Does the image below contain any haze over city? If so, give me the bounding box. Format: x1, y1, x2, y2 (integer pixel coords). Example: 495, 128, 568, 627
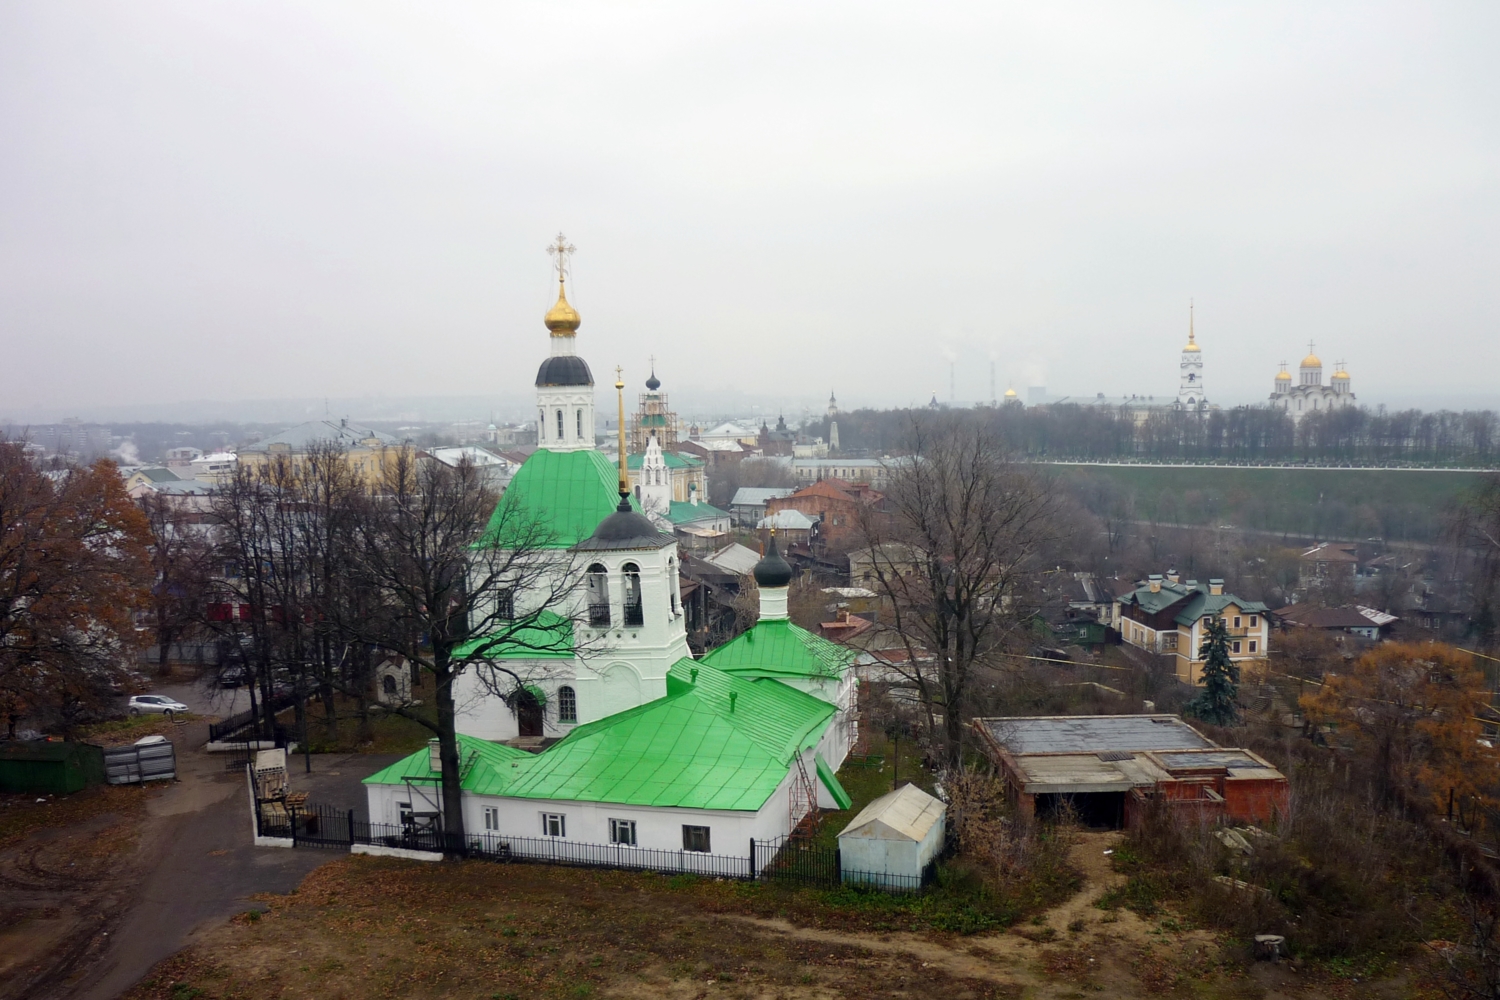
3, 2, 1498, 423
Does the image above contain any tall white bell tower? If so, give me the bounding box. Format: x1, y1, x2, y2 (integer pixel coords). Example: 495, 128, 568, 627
534, 234, 596, 452
1177, 302, 1204, 409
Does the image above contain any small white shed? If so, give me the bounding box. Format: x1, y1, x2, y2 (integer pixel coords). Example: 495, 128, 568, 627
837, 783, 946, 888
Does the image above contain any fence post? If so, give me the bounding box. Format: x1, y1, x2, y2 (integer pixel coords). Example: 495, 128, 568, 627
290, 804, 298, 848
749, 838, 755, 880
834, 848, 841, 887
348, 809, 355, 849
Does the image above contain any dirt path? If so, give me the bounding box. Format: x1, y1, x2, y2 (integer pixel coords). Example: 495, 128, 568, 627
0, 713, 400, 1000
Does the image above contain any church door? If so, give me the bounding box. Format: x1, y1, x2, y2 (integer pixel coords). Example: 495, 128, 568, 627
516, 690, 543, 738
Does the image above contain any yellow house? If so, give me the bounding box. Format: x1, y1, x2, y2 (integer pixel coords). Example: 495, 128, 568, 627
237, 418, 403, 488
1115, 573, 1270, 685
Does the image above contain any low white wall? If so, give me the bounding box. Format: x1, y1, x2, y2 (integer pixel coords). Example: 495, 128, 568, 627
351, 843, 443, 862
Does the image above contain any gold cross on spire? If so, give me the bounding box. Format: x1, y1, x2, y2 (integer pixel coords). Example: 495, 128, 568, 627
547, 233, 576, 283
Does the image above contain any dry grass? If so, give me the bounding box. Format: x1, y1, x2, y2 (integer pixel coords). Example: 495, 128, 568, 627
115, 851, 1417, 1000
0, 783, 152, 851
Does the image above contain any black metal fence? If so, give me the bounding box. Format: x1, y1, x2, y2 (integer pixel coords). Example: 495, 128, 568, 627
253, 800, 936, 893
208, 692, 296, 743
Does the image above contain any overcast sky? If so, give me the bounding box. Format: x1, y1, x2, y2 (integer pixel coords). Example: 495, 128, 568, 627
2, 2, 1498, 422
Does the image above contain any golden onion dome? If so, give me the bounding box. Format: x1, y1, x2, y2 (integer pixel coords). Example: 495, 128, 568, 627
1275, 370, 1292, 381
1300, 353, 1322, 368
544, 281, 581, 336
1004, 387, 1018, 398
1332, 368, 1350, 380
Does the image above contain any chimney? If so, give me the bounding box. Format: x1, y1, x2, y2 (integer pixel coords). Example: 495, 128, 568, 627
1148, 574, 1162, 594
1209, 578, 1224, 596
428, 738, 441, 772
1166, 568, 1179, 584
1185, 579, 1198, 589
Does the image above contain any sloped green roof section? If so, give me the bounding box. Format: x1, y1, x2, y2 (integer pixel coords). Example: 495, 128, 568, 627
364, 733, 530, 787
816, 753, 852, 810
453, 611, 575, 660
479, 448, 640, 549
1172, 593, 1270, 626
701, 619, 854, 681
463, 658, 834, 811
664, 500, 730, 526
626, 452, 704, 470
1118, 579, 1269, 625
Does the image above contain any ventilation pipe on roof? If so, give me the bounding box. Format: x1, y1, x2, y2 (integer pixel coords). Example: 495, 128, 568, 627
1209, 579, 1224, 596
1166, 569, 1180, 584
729, 691, 737, 713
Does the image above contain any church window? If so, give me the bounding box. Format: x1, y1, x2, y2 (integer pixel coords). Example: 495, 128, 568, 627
539, 409, 546, 439
556, 409, 565, 439
622, 562, 644, 627
382, 675, 398, 697
557, 685, 577, 723
682, 825, 711, 853
668, 558, 678, 614
577, 409, 583, 438
609, 818, 637, 846
586, 564, 611, 627
495, 587, 515, 620
483, 806, 499, 831
542, 813, 566, 838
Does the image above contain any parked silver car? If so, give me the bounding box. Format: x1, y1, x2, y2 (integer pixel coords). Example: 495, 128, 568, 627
127, 694, 189, 717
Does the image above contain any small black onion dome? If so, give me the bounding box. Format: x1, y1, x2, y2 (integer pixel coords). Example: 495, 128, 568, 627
574, 496, 674, 551
753, 534, 793, 588
535, 355, 594, 387
645, 370, 661, 391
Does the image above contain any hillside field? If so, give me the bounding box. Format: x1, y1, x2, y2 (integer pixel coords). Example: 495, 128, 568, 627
1052, 464, 1490, 542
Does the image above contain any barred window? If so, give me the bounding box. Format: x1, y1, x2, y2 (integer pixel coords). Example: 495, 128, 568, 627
558, 685, 577, 724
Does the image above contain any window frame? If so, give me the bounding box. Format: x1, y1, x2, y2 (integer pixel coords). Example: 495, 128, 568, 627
682, 824, 711, 853
1232, 640, 1242, 654
1248, 615, 1258, 628
541, 813, 566, 838
556, 409, 564, 440
609, 818, 637, 846
483, 806, 499, 831
557, 685, 577, 724
1249, 640, 1258, 653
1233, 616, 1242, 628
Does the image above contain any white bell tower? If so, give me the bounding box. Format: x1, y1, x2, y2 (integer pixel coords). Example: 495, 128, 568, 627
1177, 301, 1204, 409
638, 432, 672, 522
534, 234, 596, 452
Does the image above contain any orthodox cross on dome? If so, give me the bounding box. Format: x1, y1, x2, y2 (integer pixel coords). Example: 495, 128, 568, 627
1308, 340, 1316, 356
547, 233, 576, 283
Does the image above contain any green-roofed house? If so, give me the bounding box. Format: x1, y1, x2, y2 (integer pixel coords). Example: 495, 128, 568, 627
1115, 573, 1270, 685
365, 658, 852, 864
631, 433, 730, 543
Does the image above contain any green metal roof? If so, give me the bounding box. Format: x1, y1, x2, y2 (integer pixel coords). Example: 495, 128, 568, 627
663, 500, 730, 526
453, 611, 575, 660
626, 452, 704, 470
1118, 579, 1268, 624
363, 733, 530, 787
815, 753, 852, 810
367, 658, 836, 812
479, 449, 640, 549
700, 618, 854, 681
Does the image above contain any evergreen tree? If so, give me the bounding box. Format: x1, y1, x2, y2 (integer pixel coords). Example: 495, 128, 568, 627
1187, 617, 1239, 726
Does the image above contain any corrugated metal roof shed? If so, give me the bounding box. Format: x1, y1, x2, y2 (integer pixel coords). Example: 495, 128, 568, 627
840, 783, 944, 842
977, 715, 1215, 754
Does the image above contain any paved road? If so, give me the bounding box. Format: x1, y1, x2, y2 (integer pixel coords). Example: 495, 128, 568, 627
47, 721, 399, 1000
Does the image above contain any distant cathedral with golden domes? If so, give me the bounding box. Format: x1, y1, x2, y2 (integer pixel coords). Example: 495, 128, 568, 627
1270, 345, 1354, 424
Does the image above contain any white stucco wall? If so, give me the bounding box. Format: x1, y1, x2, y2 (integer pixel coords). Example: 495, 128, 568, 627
839, 810, 945, 885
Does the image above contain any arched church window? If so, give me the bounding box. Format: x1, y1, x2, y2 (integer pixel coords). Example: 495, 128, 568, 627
668, 557, 678, 614
577, 409, 583, 439
556, 409, 565, 439
557, 685, 577, 723
382, 674, 397, 697
586, 563, 610, 626
622, 562, 644, 627
539, 409, 546, 440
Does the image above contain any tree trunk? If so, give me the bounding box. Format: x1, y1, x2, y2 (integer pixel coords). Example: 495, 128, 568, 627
434, 664, 466, 855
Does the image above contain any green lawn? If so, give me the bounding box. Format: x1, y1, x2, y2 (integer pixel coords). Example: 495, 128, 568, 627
1056, 463, 1486, 542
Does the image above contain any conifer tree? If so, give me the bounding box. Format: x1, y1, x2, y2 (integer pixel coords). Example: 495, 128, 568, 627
1188, 617, 1239, 726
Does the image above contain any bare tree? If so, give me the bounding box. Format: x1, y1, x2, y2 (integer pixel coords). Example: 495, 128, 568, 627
138, 492, 216, 678
857, 415, 1061, 771
1450, 474, 1500, 651
337, 447, 586, 852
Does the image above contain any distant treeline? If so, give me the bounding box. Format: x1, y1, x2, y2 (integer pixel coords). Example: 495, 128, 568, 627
819, 404, 1500, 466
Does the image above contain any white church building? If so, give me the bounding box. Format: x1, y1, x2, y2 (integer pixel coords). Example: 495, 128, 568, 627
364, 240, 857, 865
1270, 345, 1355, 423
